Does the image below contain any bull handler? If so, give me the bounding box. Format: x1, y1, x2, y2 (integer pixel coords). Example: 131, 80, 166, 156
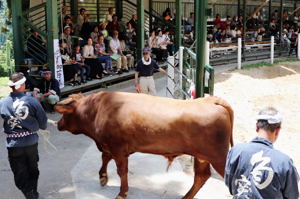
134, 47, 167, 95
0, 72, 48, 199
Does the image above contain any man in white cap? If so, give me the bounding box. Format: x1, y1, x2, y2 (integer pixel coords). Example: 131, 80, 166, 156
225, 107, 299, 199
0, 72, 47, 199
134, 47, 167, 95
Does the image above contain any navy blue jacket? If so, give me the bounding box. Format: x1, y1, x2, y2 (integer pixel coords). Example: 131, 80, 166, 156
225, 137, 299, 199
38, 78, 61, 97
0, 92, 47, 147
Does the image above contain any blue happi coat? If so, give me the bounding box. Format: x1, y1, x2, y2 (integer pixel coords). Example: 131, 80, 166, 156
225, 137, 299, 199
0, 92, 47, 147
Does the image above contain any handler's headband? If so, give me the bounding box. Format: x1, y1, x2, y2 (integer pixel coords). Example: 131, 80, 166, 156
7, 77, 26, 89
256, 113, 282, 124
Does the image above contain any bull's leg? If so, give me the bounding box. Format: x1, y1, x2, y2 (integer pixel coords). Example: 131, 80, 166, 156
182, 158, 211, 199
210, 158, 226, 178
114, 156, 129, 199
99, 152, 112, 186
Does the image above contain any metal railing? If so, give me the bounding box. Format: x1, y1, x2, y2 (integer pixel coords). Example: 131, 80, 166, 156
167, 47, 214, 99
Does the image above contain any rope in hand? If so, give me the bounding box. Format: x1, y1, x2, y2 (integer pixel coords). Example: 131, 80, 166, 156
39, 119, 58, 155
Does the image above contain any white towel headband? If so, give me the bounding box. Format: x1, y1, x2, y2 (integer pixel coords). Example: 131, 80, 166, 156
256, 113, 282, 124
7, 77, 26, 89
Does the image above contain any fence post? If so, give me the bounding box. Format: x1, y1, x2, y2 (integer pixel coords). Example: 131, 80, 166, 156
271, 36, 274, 64
179, 46, 184, 90
205, 41, 210, 65
298, 34, 300, 59
238, 37, 242, 69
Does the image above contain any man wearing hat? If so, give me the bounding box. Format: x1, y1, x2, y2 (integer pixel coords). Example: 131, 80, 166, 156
33, 69, 60, 112
134, 47, 167, 95
0, 72, 47, 199
225, 107, 299, 199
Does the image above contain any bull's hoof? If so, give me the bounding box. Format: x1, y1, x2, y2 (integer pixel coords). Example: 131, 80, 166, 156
115, 196, 125, 199
100, 173, 108, 186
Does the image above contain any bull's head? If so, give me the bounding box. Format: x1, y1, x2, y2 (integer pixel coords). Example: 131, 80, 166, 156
54, 94, 85, 134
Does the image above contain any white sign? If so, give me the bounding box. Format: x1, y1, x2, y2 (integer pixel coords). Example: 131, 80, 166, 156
54, 39, 64, 88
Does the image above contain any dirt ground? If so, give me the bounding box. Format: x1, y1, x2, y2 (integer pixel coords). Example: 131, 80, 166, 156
214, 62, 300, 172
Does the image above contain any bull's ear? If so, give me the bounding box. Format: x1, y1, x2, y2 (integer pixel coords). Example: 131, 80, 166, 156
54, 104, 74, 114
55, 98, 75, 114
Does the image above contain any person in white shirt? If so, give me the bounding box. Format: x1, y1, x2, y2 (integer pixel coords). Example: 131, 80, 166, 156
83, 38, 102, 79
76, 8, 86, 34
106, 7, 114, 23
156, 30, 171, 61
109, 31, 128, 74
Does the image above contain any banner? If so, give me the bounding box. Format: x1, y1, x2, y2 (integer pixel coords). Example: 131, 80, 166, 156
54, 39, 64, 89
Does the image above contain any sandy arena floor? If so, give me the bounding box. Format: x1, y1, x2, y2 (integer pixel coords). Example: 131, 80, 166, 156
214, 62, 300, 171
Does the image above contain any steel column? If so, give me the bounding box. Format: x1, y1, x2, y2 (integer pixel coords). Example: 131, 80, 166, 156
242, 0, 246, 61
279, 0, 283, 45
116, 0, 123, 19
11, 0, 24, 71
175, 0, 182, 51
195, 0, 207, 98
137, 0, 145, 61
149, 0, 153, 31
269, 0, 272, 23
70, 0, 78, 19
46, 0, 59, 73
238, 0, 241, 17
97, 0, 100, 23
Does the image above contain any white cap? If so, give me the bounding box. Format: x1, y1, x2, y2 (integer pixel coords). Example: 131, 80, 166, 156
256, 112, 282, 124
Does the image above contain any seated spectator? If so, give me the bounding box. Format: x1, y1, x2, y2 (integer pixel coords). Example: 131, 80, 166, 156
107, 15, 120, 36
76, 8, 86, 34
71, 45, 92, 83
128, 14, 137, 30
119, 36, 135, 69
33, 69, 60, 112
27, 29, 46, 64
81, 15, 92, 41
163, 8, 173, 21
90, 25, 100, 43
60, 41, 80, 85
83, 38, 102, 79
61, 26, 72, 54
64, 16, 74, 34
156, 30, 169, 61
225, 15, 231, 27
214, 14, 222, 29
185, 12, 194, 33
125, 22, 136, 48
95, 35, 113, 74
270, 19, 277, 36
257, 27, 265, 42
106, 7, 114, 23
213, 28, 222, 43
162, 30, 174, 56
109, 31, 128, 74
231, 16, 239, 27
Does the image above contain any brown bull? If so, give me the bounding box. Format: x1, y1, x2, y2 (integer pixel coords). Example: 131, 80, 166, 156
55, 92, 234, 199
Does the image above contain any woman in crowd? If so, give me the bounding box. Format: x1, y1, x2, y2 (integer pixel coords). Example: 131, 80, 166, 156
90, 25, 100, 43
83, 38, 102, 79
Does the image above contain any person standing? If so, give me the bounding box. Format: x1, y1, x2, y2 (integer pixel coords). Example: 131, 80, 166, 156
225, 107, 299, 199
0, 72, 47, 199
135, 47, 167, 95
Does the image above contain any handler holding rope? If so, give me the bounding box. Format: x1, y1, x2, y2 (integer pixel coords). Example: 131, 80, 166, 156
0, 72, 47, 199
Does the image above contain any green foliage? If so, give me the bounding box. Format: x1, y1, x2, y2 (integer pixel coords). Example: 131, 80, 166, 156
0, 76, 8, 86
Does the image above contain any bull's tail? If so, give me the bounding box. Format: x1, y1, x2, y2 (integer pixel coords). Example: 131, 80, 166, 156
202, 96, 234, 147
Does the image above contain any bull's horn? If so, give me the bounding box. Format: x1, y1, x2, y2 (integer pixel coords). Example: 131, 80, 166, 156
57, 98, 74, 105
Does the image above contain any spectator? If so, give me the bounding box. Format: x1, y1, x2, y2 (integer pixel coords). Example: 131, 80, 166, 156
95, 35, 113, 74
60, 41, 80, 86
63, 16, 74, 34
83, 38, 102, 79
128, 14, 137, 30
33, 69, 60, 112
270, 19, 277, 36
107, 14, 120, 36
289, 29, 298, 56
119, 36, 135, 69
163, 8, 173, 21
213, 28, 222, 43
125, 22, 136, 48
80, 15, 92, 41
76, 8, 86, 34
99, 23, 109, 39
71, 45, 92, 83
225, 107, 299, 199
106, 7, 114, 23
225, 15, 231, 27
109, 31, 128, 74
214, 14, 222, 29
61, 26, 72, 54
185, 12, 194, 32
90, 25, 100, 43
156, 30, 169, 61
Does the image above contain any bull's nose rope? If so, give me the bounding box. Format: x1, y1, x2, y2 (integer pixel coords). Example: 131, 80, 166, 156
39, 119, 58, 154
